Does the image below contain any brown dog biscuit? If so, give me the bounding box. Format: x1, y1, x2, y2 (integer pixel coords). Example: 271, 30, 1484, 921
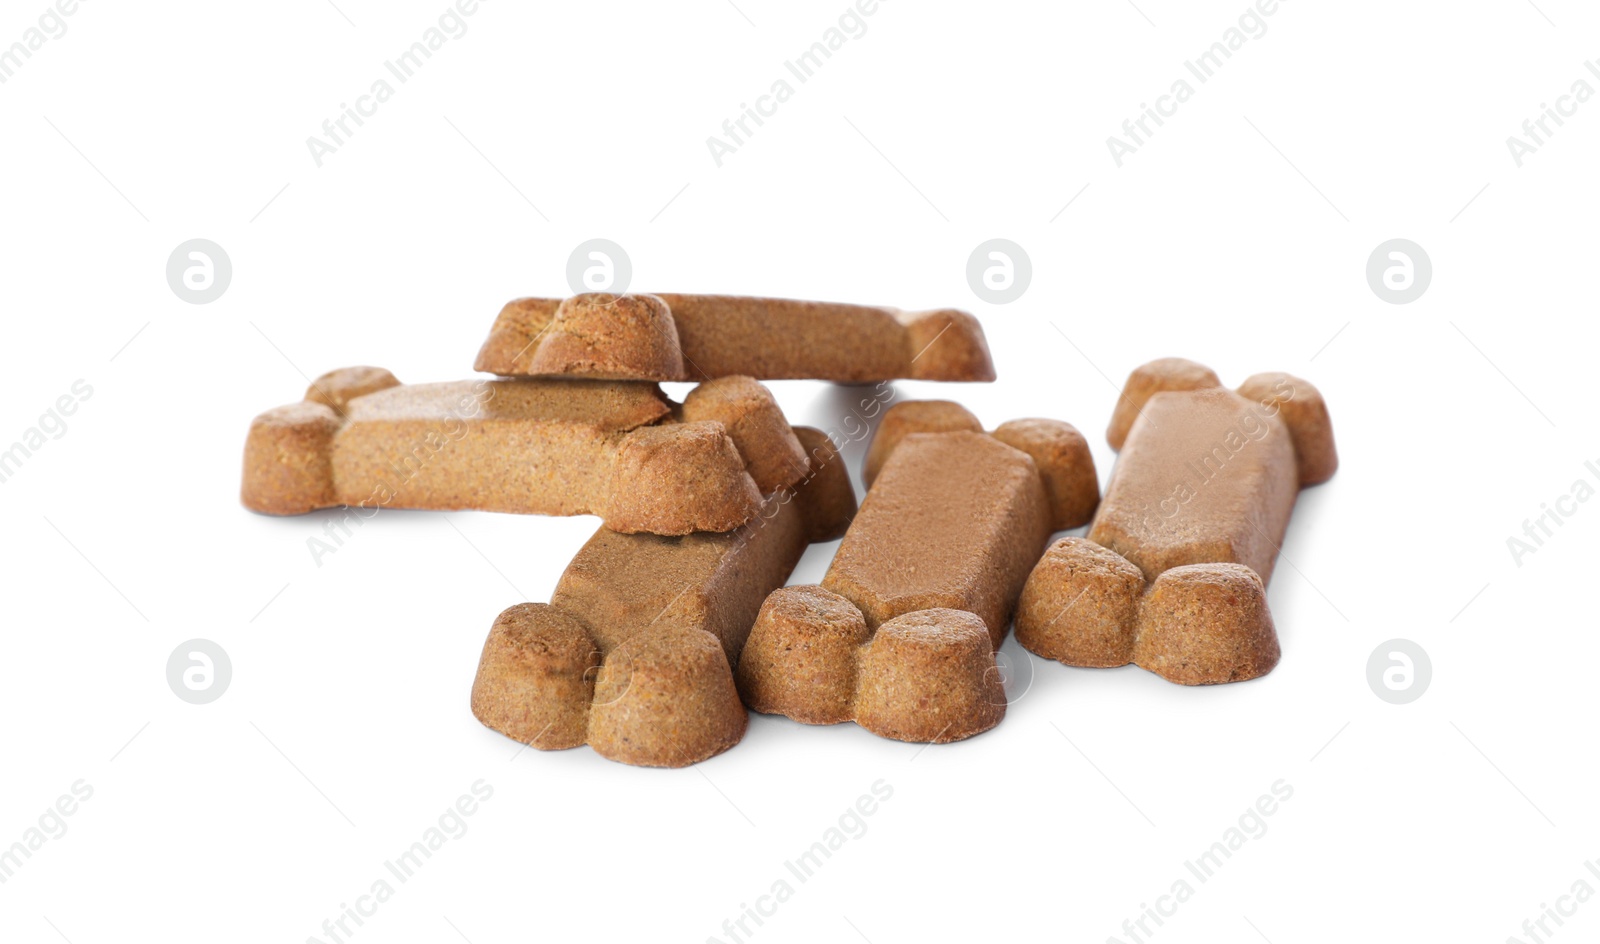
828, 432, 1054, 641
737, 405, 1100, 743
1105, 357, 1222, 450
468, 603, 599, 750
502, 294, 685, 381
474, 293, 996, 383
677, 374, 811, 493
853, 609, 1005, 743
241, 370, 807, 535
470, 427, 857, 767
992, 418, 1101, 530
305, 365, 401, 416
1016, 358, 1337, 684
733, 586, 870, 725
860, 400, 983, 486
1237, 371, 1338, 486
1091, 384, 1299, 581
857, 406, 1101, 524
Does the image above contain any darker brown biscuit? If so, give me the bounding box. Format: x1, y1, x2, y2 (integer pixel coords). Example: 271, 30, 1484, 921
853, 609, 1005, 743
826, 431, 1054, 642
1015, 537, 1145, 669
470, 427, 857, 767
737, 404, 1099, 744
516, 294, 684, 381
860, 400, 983, 487
736, 586, 869, 725
474, 293, 996, 383
469, 603, 598, 750
1134, 563, 1279, 685
677, 374, 811, 492
587, 623, 750, 769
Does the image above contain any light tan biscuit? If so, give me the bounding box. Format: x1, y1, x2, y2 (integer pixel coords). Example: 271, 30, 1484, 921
474, 293, 996, 383
1016, 358, 1337, 684
241, 370, 806, 535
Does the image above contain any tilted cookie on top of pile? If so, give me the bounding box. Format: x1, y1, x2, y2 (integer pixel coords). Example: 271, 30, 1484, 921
736, 400, 1101, 744
1015, 357, 1338, 685
473, 292, 995, 383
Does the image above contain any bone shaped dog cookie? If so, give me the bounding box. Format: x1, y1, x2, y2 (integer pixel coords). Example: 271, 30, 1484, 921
470, 427, 856, 767
241, 367, 807, 534
736, 401, 1100, 743
474, 292, 995, 383
1015, 358, 1338, 684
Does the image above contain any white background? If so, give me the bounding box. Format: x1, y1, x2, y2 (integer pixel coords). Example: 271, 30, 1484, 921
1, 1, 1596, 941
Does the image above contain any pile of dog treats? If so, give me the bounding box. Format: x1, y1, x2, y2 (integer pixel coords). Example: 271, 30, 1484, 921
242, 293, 1337, 767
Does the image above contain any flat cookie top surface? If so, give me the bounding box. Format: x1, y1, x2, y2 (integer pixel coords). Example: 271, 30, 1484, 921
1090, 386, 1298, 580
653, 294, 912, 380
823, 431, 1043, 617
344, 379, 671, 431
560, 528, 739, 603
552, 500, 806, 655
